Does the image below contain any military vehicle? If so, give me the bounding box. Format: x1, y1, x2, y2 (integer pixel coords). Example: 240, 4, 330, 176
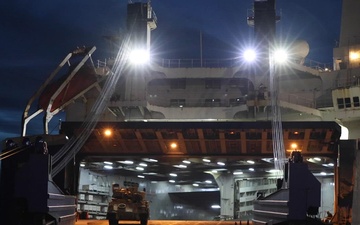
106, 181, 149, 225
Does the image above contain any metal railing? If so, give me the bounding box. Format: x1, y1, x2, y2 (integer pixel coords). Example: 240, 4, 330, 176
96, 55, 333, 72
335, 75, 360, 88
155, 58, 239, 68
302, 58, 332, 71
147, 94, 247, 108
154, 57, 333, 70
97, 59, 107, 68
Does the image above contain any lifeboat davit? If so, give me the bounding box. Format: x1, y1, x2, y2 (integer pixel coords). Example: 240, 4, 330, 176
38, 66, 98, 112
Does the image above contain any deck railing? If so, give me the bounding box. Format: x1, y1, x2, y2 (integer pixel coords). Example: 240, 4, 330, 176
155, 57, 333, 71
155, 58, 238, 68
97, 56, 332, 71
302, 58, 332, 71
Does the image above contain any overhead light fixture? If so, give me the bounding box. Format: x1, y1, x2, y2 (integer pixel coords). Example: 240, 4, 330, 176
193, 183, 199, 187
266, 169, 280, 173
104, 161, 113, 165
291, 143, 298, 149
136, 167, 144, 171
205, 180, 212, 184
139, 163, 148, 167
246, 160, 255, 164
261, 158, 273, 163
169, 173, 177, 177
249, 168, 254, 171
170, 142, 178, 149
104, 129, 112, 137
203, 158, 211, 163
143, 172, 157, 175
219, 168, 228, 171
118, 160, 134, 165
148, 158, 158, 162
313, 172, 333, 176
174, 164, 187, 168
233, 171, 243, 175
217, 162, 225, 166
182, 160, 191, 164
137, 175, 145, 179
314, 157, 321, 162
80, 163, 85, 167
104, 165, 113, 170
211, 170, 218, 173
169, 180, 175, 183
211, 205, 221, 209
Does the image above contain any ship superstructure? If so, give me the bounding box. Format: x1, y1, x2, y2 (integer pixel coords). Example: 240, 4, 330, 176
35, 0, 360, 140
7, 0, 360, 224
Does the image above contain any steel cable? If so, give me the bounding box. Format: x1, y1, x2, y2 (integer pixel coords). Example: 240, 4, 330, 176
269, 57, 286, 176
51, 36, 131, 176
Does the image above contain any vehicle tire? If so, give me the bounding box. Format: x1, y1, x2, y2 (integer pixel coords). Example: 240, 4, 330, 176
107, 212, 118, 225
108, 218, 118, 225
139, 213, 148, 225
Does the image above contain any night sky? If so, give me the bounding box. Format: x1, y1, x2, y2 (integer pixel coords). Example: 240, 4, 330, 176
0, 0, 342, 142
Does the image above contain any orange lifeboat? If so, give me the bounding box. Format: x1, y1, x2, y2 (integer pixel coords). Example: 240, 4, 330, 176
38, 66, 98, 112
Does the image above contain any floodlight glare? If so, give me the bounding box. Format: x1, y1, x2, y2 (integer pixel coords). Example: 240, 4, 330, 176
274, 49, 288, 63
129, 49, 150, 65
243, 49, 257, 62
350, 51, 360, 60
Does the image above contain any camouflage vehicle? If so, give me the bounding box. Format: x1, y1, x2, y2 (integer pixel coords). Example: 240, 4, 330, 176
106, 182, 149, 225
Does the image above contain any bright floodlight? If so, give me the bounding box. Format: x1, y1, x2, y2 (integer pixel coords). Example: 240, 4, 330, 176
274, 49, 288, 63
350, 51, 360, 60
243, 49, 257, 62
129, 49, 150, 65
104, 129, 112, 137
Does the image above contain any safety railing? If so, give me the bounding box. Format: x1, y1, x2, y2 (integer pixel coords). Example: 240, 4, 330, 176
154, 57, 332, 70
155, 58, 239, 68
97, 59, 107, 68
302, 58, 332, 72
335, 75, 360, 88
146, 93, 247, 108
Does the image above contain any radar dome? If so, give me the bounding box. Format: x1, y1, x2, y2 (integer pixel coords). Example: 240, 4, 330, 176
291, 40, 310, 64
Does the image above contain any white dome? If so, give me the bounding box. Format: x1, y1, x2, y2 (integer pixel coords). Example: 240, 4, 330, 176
291, 40, 310, 59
